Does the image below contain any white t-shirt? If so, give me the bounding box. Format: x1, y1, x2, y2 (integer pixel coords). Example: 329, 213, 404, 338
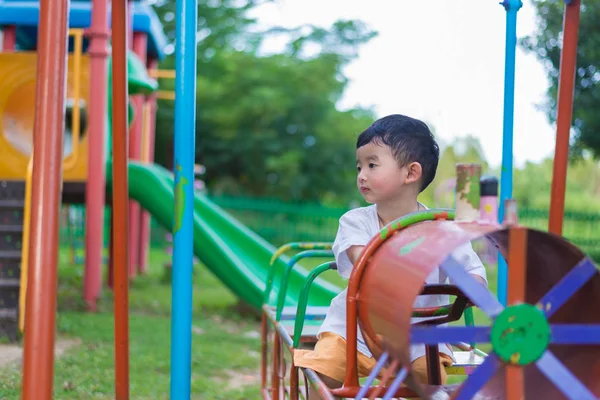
318, 204, 488, 362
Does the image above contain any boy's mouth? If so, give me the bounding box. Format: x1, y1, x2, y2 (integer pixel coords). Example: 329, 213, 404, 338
360, 186, 371, 194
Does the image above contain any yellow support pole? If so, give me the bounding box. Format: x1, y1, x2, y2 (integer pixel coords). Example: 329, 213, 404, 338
156, 90, 176, 100
148, 69, 176, 79
19, 155, 34, 332
63, 28, 84, 169
140, 101, 151, 163
148, 69, 175, 100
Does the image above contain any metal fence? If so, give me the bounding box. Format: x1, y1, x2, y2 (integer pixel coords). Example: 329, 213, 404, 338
208, 195, 600, 260
58, 196, 600, 261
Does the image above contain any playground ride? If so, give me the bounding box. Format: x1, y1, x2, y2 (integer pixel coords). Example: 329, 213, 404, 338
261, 165, 600, 399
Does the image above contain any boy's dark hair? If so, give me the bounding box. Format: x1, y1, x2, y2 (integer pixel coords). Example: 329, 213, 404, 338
357, 114, 439, 192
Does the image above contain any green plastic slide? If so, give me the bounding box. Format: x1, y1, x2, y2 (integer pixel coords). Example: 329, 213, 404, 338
105, 160, 341, 310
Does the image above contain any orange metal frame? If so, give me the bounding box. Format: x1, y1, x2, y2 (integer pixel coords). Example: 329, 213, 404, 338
111, 0, 131, 398
549, 0, 582, 236
20, 0, 70, 396
18, 28, 85, 334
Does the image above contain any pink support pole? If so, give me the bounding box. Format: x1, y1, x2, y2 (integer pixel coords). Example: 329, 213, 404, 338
138, 58, 158, 273
2, 25, 16, 50
146, 60, 158, 157
126, 31, 146, 278
83, 0, 109, 311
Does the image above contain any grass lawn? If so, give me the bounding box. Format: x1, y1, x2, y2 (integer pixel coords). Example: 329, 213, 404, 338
0, 248, 266, 399
0, 243, 499, 399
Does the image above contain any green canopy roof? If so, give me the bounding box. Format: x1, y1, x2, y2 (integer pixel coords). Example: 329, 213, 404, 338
108, 49, 159, 96
127, 50, 159, 94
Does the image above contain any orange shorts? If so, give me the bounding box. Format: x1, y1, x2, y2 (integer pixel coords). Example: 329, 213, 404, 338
293, 332, 453, 384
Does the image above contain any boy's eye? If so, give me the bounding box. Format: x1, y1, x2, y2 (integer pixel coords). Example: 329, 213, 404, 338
369, 163, 376, 168
357, 166, 361, 172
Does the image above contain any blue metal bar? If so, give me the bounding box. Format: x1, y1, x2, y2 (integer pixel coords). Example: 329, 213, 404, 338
550, 325, 600, 344
497, 0, 523, 307
537, 258, 597, 318
410, 326, 490, 345
453, 354, 500, 400
441, 256, 504, 317
382, 368, 408, 400
354, 352, 389, 400
536, 351, 597, 400
170, 0, 198, 394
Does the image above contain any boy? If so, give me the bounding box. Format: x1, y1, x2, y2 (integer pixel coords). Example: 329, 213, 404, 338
293, 114, 488, 393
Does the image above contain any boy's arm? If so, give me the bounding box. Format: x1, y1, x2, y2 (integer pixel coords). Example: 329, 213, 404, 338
332, 212, 371, 279
451, 243, 489, 288
346, 245, 365, 266
469, 273, 487, 287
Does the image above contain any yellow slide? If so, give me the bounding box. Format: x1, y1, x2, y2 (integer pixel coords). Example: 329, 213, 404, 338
0, 48, 89, 181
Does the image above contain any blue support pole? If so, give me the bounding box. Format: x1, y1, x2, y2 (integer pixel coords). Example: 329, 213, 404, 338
170, 0, 198, 394
497, 0, 522, 306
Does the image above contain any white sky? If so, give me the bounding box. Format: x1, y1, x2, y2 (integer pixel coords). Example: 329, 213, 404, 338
250, 0, 557, 168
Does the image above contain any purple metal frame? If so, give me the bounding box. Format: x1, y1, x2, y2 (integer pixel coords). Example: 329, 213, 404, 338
410, 326, 490, 344
537, 258, 598, 318
353, 352, 389, 399
453, 355, 501, 400
406, 256, 600, 400
381, 368, 409, 400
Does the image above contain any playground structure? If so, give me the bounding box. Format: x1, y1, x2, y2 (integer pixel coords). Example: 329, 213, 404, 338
1, 0, 598, 399
0, 0, 170, 341
0, 0, 342, 397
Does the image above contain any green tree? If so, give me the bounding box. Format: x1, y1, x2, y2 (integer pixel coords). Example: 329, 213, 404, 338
521, 1, 600, 158
152, 0, 377, 203
512, 155, 600, 212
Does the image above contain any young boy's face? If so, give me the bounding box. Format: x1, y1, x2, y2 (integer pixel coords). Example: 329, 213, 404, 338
356, 142, 410, 204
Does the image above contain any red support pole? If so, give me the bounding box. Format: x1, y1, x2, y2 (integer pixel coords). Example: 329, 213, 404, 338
20, 0, 69, 397
549, 0, 581, 235
2, 25, 16, 50
83, 0, 110, 312
112, 0, 130, 397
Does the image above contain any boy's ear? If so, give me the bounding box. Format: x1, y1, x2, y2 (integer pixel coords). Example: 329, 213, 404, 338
405, 162, 422, 185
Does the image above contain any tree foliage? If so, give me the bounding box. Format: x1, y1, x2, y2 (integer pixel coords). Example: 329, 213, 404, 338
521, 0, 600, 159
152, 0, 377, 203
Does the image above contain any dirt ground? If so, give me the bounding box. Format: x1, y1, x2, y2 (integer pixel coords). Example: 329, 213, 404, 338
0, 338, 81, 368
